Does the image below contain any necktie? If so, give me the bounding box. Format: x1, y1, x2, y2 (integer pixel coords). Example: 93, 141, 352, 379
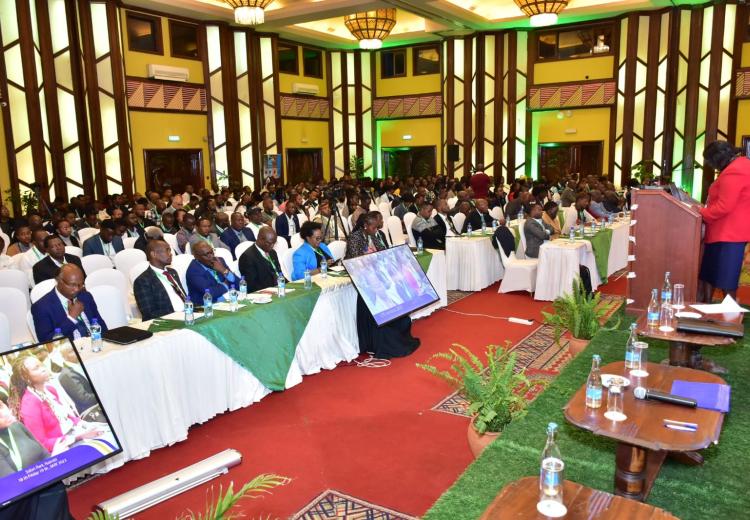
163, 270, 186, 301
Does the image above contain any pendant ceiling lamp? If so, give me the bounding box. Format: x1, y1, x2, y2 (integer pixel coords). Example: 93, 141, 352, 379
344, 9, 397, 50
224, 0, 274, 25
514, 0, 568, 27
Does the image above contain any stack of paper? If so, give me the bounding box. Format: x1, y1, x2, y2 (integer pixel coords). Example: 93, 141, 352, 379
691, 295, 748, 315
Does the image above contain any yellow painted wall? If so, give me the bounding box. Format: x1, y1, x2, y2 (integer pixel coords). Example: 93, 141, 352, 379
535, 107, 612, 174
0, 115, 11, 214
281, 119, 330, 181
737, 100, 750, 148
378, 117, 442, 174
741, 42, 750, 67
375, 47, 441, 97
278, 47, 327, 96
129, 111, 211, 194
119, 8, 210, 190
533, 56, 614, 85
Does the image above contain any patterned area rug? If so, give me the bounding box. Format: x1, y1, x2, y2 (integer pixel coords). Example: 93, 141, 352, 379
292, 490, 417, 520
447, 290, 474, 305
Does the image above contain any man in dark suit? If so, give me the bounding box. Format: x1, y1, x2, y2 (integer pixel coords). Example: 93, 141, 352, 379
185, 241, 239, 303
33, 235, 84, 285
81, 220, 124, 259
134, 240, 187, 320
238, 227, 284, 293
463, 198, 495, 232
31, 264, 107, 342
523, 202, 554, 259
220, 212, 255, 259
411, 203, 445, 250
434, 199, 460, 237
57, 343, 97, 414
55, 219, 79, 248
274, 200, 300, 246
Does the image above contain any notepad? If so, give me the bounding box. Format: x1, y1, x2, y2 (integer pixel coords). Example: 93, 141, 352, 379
670, 380, 731, 413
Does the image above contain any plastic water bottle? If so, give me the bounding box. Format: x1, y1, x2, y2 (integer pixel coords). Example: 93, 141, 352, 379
492, 219, 498, 231
203, 289, 213, 318
608, 214, 614, 224
538, 422, 565, 515
52, 328, 64, 344
416, 237, 424, 254
304, 269, 312, 290
517, 210, 523, 223
90, 319, 102, 353
481, 219, 487, 234
228, 284, 238, 312
184, 296, 194, 325
585, 354, 603, 408
578, 223, 584, 237
568, 227, 575, 241
647, 288, 659, 328
277, 273, 286, 297
661, 271, 672, 303
320, 259, 328, 279
467, 223, 473, 236
624, 323, 639, 368
238, 276, 247, 301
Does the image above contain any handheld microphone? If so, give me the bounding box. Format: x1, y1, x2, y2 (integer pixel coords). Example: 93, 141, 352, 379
634, 387, 697, 408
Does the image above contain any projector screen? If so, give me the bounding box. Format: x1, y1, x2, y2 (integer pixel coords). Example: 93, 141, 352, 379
343, 244, 439, 326
0, 339, 121, 506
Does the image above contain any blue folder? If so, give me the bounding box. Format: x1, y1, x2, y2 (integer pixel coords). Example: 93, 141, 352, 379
670, 380, 731, 413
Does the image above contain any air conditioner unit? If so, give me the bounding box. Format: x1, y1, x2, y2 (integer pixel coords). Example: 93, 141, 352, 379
292, 82, 319, 96
147, 64, 189, 82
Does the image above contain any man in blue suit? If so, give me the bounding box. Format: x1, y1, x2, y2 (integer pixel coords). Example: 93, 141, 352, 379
31, 264, 108, 342
81, 220, 124, 260
220, 213, 256, 259
274, 200, 300, 246
186, 241, 239, 303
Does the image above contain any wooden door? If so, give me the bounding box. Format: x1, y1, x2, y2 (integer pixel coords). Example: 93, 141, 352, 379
144, 149, 203, 194
539, 141, 603, 184
286, 148, 323, 185
381, 146, 437, 177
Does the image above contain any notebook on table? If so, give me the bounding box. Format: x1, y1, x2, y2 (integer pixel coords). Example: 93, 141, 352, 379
102, 326, 154, 345
675, 318, 744, 338
670, 380, 731, 413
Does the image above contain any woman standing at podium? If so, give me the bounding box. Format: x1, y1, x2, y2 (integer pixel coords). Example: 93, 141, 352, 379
696, 141, 750, 302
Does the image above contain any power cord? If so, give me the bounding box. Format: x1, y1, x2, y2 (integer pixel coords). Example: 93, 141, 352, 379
442, 309, 536, 325
353, 355, 391, 368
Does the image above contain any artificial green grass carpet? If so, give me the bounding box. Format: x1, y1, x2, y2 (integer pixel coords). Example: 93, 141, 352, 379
425, 318, 748, 519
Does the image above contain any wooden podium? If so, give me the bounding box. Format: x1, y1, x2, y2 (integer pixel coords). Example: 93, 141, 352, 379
626, 189, 702, 313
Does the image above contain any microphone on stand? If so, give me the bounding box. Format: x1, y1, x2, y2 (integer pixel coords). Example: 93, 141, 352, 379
633, 386, 697, 408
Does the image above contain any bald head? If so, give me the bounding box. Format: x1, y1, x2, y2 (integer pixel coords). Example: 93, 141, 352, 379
56, 264, 85, 300
256, 227, 277, 253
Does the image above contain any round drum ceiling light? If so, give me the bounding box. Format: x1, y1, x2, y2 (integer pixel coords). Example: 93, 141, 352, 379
513, 1, 568, 27
224, 0, 274, 25
344, 9, 397, 50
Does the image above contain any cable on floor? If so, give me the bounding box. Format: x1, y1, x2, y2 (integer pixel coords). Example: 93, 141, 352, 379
442, 309, 536, 325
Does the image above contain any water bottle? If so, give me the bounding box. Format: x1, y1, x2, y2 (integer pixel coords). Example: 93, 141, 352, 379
277, 273, 286, 297
304, 269, 312, 290
52, 328, 64, 345
661, 271, 672, 303
481, 219, 487, 234
467, 223, 473, 236
647, 288, 659, 328
203, 289, 213, 318
578, 223, 584, 237
238, 276, 247, 301
608, 214, 614, 224
184, 297, 194, 325
492, 219, 498, 231
568, 226, 575, 241
585, 354, 603, 408
517, 210, 523, 223
624, 323, 639, 368
320, 259, 328, 279
228, 284, 238, 312
90, 319, 103, 353
538, 422, 565, 514
416, 237, 424, 254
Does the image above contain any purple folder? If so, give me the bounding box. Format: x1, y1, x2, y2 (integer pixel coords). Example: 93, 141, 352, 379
670, 381, 731, 413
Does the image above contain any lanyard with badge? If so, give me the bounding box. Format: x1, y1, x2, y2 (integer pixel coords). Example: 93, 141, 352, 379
0, 429, 22, 471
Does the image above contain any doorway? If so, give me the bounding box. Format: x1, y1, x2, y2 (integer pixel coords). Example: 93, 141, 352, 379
381, 146, 437, 178
286, 148, 323, 185
538, 141, 603, 184
144, 149, 203, 194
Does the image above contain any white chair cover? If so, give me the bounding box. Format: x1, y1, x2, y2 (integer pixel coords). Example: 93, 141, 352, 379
404, 212, 417, 247
0, 312, 11, 352
328, 240, 347, 261
0, 231, 9, 254
386, 216, 405, 246
213, 248, 234, 270
298, 213, 308, 225
378, 202, 392, 217
78, 228, 100, 245
122, 236, 139, 249
114, 249, 147, 278
129, 261, 151, 284
26, 310, 37, 343
497, 242, 538, 294
0, 269, 31, 306
170, 255, 194, 293
561, 206, 578, 235
89, 285, 128, 329
452, 213, 466, 234
30, 279, 56, 304
163, 233, 180, 254
490, 207, 504, 222
234, 241, 255, 260
0, 288, 32, 345
290, 233, 304, 249
86, 269, 131, 316
447, 197, 458, 209
81, 254, 113, 276
280, 247, 299, 282
65, 246, 83, 257
273, 238, 289, 256
518, 219, 528, 259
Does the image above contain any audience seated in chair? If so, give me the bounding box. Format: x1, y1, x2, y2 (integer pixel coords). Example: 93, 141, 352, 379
185, 241, 238, 303
81, 220, 123, 260
133, 240, 188, 321
33, 235, 84, 286
275, 201, 300, 247
412, 202, 445, 250
238, 227, 285, 293
220, 213, 255, 259
523, 203, 555, 259
291, 221, 334, 281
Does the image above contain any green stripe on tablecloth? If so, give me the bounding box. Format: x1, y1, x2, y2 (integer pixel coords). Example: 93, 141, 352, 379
415, 250, 433, 273
581, 228, 613, 284
148, 282, 320, 391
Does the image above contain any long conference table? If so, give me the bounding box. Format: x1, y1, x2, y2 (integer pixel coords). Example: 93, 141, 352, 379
74, 250, 447, 477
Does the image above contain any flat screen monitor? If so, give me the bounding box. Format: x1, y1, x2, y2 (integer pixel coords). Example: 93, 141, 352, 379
343, 244, 439, 326
0, 339, 121, 507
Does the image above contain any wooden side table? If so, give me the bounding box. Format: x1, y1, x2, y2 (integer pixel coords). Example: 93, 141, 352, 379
479, 477, 677, 519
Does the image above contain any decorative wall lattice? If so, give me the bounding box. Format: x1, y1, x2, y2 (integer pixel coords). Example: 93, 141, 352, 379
372, 94, 442, 119
126, 79, 207, 112
736, 70, 750, 99
280, 95, 330, 119
528, 82, 616, 109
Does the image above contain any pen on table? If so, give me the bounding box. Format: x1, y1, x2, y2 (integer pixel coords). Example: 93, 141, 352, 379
663, 419, 697, 432
664, 419, 698, 428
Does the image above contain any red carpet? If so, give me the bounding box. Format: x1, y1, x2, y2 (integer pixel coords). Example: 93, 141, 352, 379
68, 286, 556, 519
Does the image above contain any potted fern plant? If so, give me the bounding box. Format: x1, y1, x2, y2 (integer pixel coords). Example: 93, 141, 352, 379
542, 277, 616, 355
417, 343, 533, 458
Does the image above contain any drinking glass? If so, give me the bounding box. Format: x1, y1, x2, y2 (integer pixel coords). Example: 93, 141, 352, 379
604, 385, 626, 422
673, 284, 685, 311
659, 302, 675, 332
630, 341, 649, 378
